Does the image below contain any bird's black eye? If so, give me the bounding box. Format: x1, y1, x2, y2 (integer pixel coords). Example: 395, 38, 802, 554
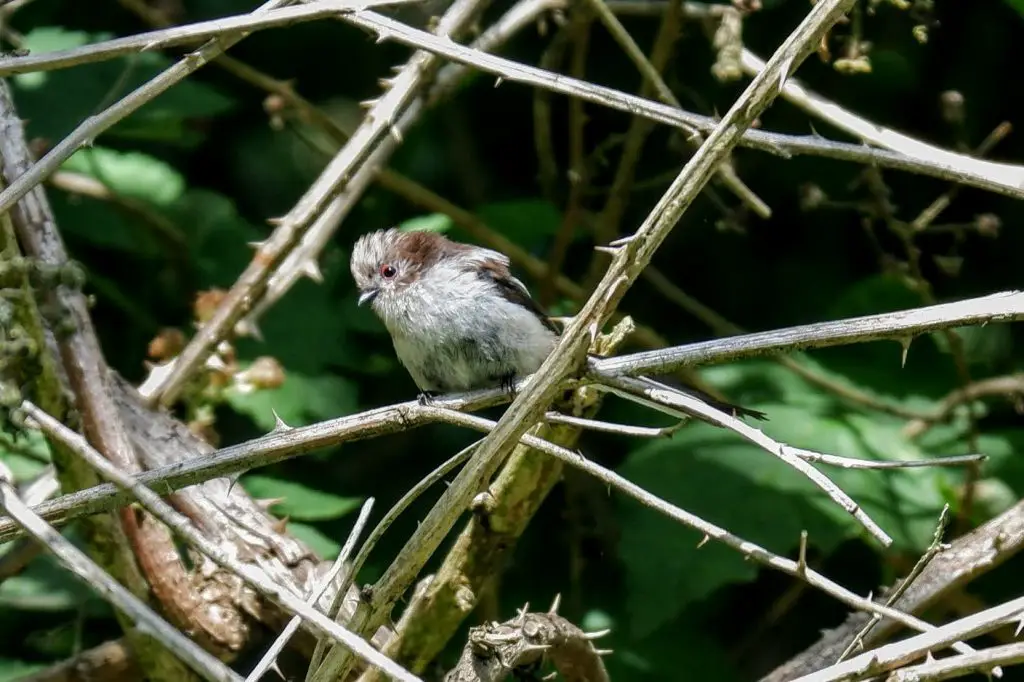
379, 264, 397, 279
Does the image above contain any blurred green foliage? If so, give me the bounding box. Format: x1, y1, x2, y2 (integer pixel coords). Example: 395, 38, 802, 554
0, 0, 1023, 680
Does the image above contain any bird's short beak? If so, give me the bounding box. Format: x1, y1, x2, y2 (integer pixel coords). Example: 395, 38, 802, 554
358, 289, 379, 307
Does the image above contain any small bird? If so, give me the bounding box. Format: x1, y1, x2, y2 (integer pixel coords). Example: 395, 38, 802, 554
350, 228, 764, 420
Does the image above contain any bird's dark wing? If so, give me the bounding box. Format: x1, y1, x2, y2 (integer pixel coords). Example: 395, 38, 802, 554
475, 260, 562, 335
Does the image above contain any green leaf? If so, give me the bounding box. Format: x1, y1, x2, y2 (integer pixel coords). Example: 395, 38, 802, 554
287, 521, 342, 560
50, 192, 162, 256
13, 27, 91, 90
14, 28, 235, 146
931, 324, 1014, 370
62, 147, 185, 207
756, 405, 950, 547
398, 213, 453, 233
1004, 0, 1024, 15
617, 425, 844, 636
472, 199, 563, 245
241, 474, 362, 522
617, 400, 952, 635
0, 553, 101, 613
168, 190, 265, 287
0, 431, 50, 482
241, 254, 372, 375
225, 370, 359, 430
824, 274, 920, 319
0, 659, 47, 681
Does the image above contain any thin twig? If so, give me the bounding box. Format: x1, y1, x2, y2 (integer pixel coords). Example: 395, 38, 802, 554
582, 0, 769, 217
545, 412, 983, 469
886, 642, 1024, 682
543, 411, 685, 437
245, 498, 376, 682
305, 441, 479, 680
903, 374, 1024, 439
0, 0, 419, 78
582, 0, 683, 290
323, 10, 1024, 199
791, 596, 1024, 682
21, 402, 422, 682
346, 442, 479, 592
601, 375, 893, 545
837, 506, 952, 663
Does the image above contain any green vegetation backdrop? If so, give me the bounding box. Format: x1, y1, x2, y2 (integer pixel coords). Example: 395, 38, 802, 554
0, 0, 1022, 679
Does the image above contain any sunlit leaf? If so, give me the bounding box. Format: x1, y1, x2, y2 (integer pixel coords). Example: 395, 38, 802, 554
287, 521, 342, 560
62, 147, 185, 207
0, 553, 102, 613
0, 430, 50, 482
0, 658, 47, 681
399, 213, 453, 233
14, 27, 235, 145
241, 475, 362, 521
617, 424, 845, 636
225, 370, 359, 430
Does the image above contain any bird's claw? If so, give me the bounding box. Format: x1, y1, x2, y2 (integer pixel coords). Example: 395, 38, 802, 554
417, 390, 440, 406
499, 373, 518, 399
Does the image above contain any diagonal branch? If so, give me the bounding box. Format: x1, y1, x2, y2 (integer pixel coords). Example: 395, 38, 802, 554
0, 468, 244, 682
141, 0, 491, 407
0, 289, 1016, 544
320, 1, 860, 677
0, 0, 307, 217
22, 402, 422, 682
760, 499, 1024, 682
327, 10, 1024, 198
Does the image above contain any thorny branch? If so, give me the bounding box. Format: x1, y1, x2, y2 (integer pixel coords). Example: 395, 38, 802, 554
316, 1, 864, 677
0, 0, 1019, 675
139, 0, 490, 407
0, 465, 244, 682
1, 76, 227, 677
22, 402, 422, 682
444, 600, 610, 682
0, 290, 1014, 545
354, 319, 633, 680
243, 498, 376, 682
761, 499, 1024, 682
0, 3, 1021, 204
790, 595, 1024, 682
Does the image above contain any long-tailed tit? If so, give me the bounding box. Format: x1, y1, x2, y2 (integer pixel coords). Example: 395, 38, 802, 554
349, 228, 764, 419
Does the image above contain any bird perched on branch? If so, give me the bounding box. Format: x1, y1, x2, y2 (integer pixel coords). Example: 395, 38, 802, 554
349, 228, 765, 421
